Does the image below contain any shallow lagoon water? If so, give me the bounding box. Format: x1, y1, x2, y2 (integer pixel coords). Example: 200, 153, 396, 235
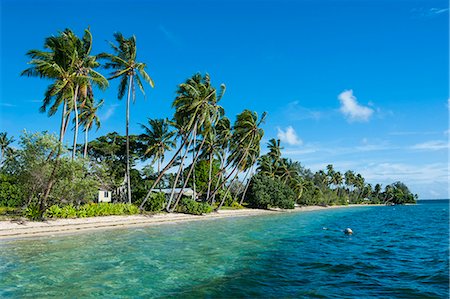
1, 201, 448, 298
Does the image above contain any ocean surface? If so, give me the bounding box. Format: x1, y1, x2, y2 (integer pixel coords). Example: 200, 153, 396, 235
0, 200, 448, 298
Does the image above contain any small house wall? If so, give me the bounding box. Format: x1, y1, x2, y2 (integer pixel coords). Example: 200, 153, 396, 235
98, 190, 112, 203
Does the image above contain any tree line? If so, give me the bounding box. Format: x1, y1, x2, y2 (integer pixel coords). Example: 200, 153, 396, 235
0, 27, 417, 218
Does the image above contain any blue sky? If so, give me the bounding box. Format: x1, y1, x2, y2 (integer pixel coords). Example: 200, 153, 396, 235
0, 0, 448, 199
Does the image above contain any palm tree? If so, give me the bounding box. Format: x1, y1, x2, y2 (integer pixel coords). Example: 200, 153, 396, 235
212, 110, 266, 209
79, 98, 104, 158
140, 118, 176, 181
0, 132, 14, 163
209, 116, 231, 205
168, 74, 225, 212
99, 33, 154, 204
22, 28, 108, 158
22, 31, 73, 143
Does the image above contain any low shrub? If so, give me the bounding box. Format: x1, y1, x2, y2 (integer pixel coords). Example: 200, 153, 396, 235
141, 192, 166, 212
231, 201, 244, 209
25, 204, 42, 220
177, 198, 212, 215
43, 203, 140, 219
216, 189, 234, 207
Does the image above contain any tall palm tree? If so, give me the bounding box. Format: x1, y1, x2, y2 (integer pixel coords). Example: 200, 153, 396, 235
22, 31, 73, 143
212, 110, 266, 209
0, 132, 14, 163
79, 98, 104, 158
99, 33, 154, 204
140, 118, 176, 178
22, 28, 108, 157
168, 74, 225, 212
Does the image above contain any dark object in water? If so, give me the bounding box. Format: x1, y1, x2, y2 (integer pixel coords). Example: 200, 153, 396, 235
344, 228, 353, 235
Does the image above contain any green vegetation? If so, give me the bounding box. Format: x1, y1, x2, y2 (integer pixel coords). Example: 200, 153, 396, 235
44, 203, 139, 219
0, 27, 417, 220
176, 198, 213, 215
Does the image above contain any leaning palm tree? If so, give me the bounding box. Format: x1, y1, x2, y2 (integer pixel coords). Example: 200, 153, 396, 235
212, 110, 266, 209
79, 98, 104, 158
140, 118, 176, 178
99, 33, 155, 204
168, 74, 225, 212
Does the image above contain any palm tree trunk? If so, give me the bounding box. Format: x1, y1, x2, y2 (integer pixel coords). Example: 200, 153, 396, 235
166, 128, 196, 212
60, 100, 67, 143
158, 158, 161, 192
192, 130, 197, 198
139, 136, 189, 210
211, 155, 225, 206
216, 170, 241, 211
126, 75, 133, 204
207, 135, 255, 203
206, 151, 213, 200
166, 121, 197, 213
72, 85, 80, 160
83, 123, 90, 158
240, 161, 256, 205
170, 134, 206, 212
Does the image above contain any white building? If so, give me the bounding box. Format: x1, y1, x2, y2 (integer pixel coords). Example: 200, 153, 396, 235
98, 189, 112, 203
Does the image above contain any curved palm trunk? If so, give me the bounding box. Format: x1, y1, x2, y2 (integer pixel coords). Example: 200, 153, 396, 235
158, 158, 162, 192
166, 128, 196, 212
216, 168, 241, 211
170, 134, 206, 212
139, 137, 189, 210
126, 75, 133, 204
83, 123, 90, 158
72, 85, 80, 160
206, 151, 213, 200
60, 100, 67, 143
240, 160, 256, 205
210, 155, 225, 206
207, 135, 255, 203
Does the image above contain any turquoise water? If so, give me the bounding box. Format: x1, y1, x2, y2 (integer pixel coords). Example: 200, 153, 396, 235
1, 201, 448, 298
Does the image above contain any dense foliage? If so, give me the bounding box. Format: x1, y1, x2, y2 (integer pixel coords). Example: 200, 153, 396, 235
176, 198, 213, 215
246, 173, 295, 209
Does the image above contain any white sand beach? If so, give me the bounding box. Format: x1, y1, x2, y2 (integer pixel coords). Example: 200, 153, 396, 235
0, 205, 376, 240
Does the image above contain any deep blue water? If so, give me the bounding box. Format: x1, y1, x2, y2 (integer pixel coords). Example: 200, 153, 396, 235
0, 200, 449, 298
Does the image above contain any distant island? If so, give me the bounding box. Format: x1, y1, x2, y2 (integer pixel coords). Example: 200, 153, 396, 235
0, 28, 416, 222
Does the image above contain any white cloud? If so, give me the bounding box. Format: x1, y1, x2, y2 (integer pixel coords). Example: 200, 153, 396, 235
338, 90, 374, 122
411, 140, 449, 151
411, 7, 449, 18
277, 126, 302, 145
429, 7, 449, 15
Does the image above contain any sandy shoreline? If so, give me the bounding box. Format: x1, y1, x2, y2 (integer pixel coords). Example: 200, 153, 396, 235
0, 204, 377, 240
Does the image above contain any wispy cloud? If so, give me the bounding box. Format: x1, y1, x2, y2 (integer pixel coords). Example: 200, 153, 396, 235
429, 7, 449, 15
389, 131, 439, 136
280, 101, 325, 121
0, 103, 16, 107
338, 90, 374, 122
159, 25, 181, 47
411, 7, 449, 18
411, 140, 449, 151
277, 126, 302, 145
100, 104, 119, 121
